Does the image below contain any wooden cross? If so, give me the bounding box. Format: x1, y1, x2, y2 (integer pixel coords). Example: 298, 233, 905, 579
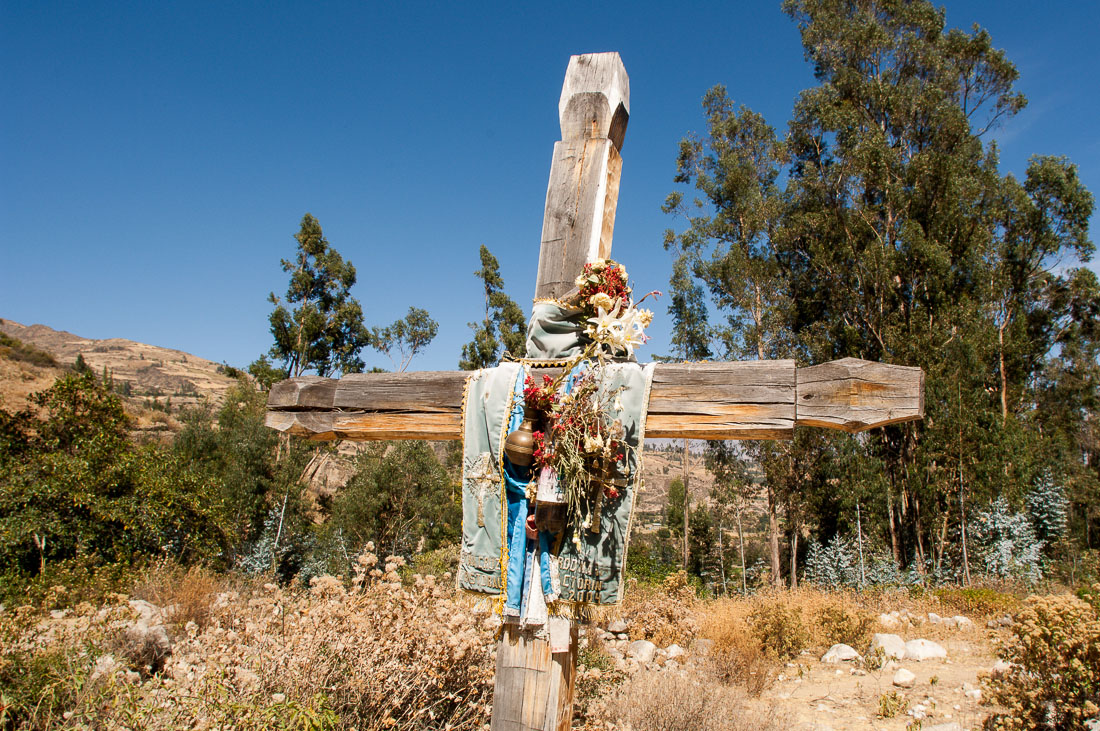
265, 52, 923, 731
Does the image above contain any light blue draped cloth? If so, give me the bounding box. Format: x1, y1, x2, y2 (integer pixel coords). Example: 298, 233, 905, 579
458, 301, 653, 610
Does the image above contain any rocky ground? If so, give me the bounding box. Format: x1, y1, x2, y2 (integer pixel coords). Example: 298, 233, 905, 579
583, 605, 1012, 730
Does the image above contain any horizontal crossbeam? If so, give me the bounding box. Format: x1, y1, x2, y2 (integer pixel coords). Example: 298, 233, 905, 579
265, 357, 923, 441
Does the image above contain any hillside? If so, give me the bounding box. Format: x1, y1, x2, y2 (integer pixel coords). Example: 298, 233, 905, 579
0, 318, 240, 410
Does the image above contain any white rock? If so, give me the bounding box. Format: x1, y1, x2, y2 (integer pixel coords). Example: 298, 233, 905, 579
893, 668, 916, 688
822, 644, 862, 663
628, 639, 657, 664
953, 615, 974, 630
607, 619, 628, 633
940, 616, 958, 628
90, 654, 121, 682
271, 693, 286, 704
128, 599, 161, 623
927, 612, 942, 624
904, 639, 947, 661
665, 644, 685, 659
616, 632, 628, 640
665, 660, 679, 672
871, 633, 907, 661
924, 724, 963, 731
1084, 719, 1100, 731
965, 688, 982, 701
991, 659, 1012, 677
878, 613, 901, 629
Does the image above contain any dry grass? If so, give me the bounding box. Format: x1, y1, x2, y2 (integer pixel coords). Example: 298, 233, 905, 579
0, 549, 494, 730
593, 670, 788, 731
619, 571, 699, 646
131, 561, 225, 631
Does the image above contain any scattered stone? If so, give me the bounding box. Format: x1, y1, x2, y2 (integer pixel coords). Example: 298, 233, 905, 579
893, 668, 916, 688
991, 659, 1012, 677
871, 633, 907, 661
629, 639, 657, 664
615, 632, 629, 640
822, 644, 862, 663
940, 615, 958, 628
908, 703, 928, 720
953, 615, 974, 630
904, 639, 947, 661
850, 668, 867, 676
664, 660, 679, 672
924, 723, 963, 731
879, 613, 901, 629
927, 612, 942, 624
272, 693, 286, 704
965, 688, 982, 701
90, 654, 121, 682
49, 609, 68, 620
607, 619, 628, 633
665, 644, 685, 659
1084, 719, 1100, 731
999, 614, 1014, 627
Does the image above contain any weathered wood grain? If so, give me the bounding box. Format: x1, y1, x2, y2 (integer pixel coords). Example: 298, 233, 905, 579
534, 52, 629, 301
795, 357, 925, 432
265, 359, 923, 441
491, 623, 578, 731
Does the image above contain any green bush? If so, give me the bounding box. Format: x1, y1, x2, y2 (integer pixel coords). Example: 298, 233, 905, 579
933, 586, 1020, 617
0, 374, 229, 602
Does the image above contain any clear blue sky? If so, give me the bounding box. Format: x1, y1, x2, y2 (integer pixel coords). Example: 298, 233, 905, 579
3, 1, 1098, 372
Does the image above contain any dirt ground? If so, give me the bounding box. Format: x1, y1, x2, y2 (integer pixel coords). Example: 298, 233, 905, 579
760, 624, 1001, 730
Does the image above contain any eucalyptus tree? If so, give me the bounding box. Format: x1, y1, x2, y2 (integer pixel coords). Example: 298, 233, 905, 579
459, 245, 527, 370
268, 214, 373, 377
666, 0, 1096, 575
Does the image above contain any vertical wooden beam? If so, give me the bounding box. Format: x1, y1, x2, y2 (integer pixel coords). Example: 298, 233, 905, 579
534, 52, 629, 300
491, 623, 579, 731
494, 52, 629, 731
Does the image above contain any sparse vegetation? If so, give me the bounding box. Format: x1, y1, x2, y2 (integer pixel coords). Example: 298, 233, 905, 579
0, 333, 58, 369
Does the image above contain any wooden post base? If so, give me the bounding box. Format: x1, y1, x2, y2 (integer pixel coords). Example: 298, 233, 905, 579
491, 623, 579, 731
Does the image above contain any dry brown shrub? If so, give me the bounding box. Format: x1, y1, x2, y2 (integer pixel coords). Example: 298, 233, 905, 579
620, 571, 699, 646
0, 549, 495, 730
813, 598, 874, 650
746, 592, 809, 661
699, 599, 776, 695
131, 561, 224, 630
984, 589, 1100, 730
594, 670, 788, 731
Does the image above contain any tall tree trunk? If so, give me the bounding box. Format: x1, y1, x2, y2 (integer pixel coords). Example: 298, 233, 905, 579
789, 520, 799, 590
886, 487, 900, 564
856, 501, 866, 586
717, 520, 727, 596
682, 439, 690, 570
737, 506, 748, 595
768, 484, 781, 588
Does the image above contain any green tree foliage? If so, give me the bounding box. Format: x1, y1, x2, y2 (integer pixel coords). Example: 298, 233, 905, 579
0, 374, 228, 590
325, 441, 460, 560
371, 307, 439, 372
268, 213, 372, 377
666, 0, 1098, 580
174, 380, 310, 561
247, 354, 288, 390
459, 245, 528, 370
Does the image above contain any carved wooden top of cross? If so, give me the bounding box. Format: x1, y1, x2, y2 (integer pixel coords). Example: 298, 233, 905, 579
265, 51, 923, 448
